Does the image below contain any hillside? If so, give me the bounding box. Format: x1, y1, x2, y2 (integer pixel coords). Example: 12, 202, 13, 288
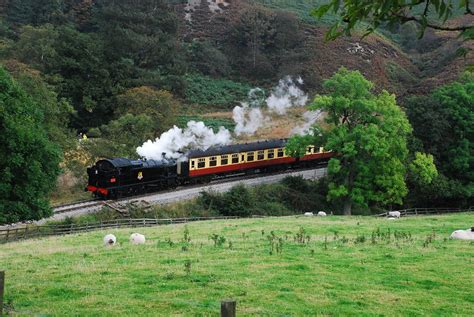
1, 213, 473, 315
175, 0, 472, 97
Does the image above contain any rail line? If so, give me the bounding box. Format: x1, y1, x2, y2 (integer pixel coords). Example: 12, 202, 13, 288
51, 165, 328, 215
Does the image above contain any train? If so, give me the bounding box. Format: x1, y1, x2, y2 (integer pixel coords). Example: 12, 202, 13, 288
85, 139, 334, 199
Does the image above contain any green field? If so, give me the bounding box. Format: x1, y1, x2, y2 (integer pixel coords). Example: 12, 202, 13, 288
1, 213, 473, 316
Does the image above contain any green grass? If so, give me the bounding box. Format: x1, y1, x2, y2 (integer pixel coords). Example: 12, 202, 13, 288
1, 213, 473, 316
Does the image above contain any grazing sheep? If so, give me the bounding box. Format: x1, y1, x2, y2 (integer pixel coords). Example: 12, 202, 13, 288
450, 228, 474, 240
388, 211, 401, 218
304, 212, 314, 216
317, 211, 327, 217
103, 234, 117, 246
130, 233, 146, 244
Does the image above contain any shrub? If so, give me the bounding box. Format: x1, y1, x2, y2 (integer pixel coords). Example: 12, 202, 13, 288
184, 73, 251, 107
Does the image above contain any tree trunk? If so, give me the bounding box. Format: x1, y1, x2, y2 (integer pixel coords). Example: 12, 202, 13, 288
343, 199, 352, 216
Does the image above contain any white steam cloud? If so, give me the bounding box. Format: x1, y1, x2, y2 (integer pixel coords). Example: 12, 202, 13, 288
136, 121, 232, 160
291, 110, 322, 136
266, 76, 308, 115
137, 76, 318, 159
233, 104, 266, 136
233, 88, 267, 136
233, 76, 309, 135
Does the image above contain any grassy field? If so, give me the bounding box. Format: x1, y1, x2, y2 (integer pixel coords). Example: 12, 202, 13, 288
1, 213, 473, 316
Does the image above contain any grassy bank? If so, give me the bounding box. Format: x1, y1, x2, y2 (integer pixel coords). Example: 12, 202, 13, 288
1, 213, 473, 316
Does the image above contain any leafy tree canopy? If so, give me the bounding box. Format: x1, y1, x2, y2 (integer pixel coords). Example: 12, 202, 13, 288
404, 72, 474, 205
312, 0, 473, 42
116, 86, 178, 135
0, 67, 61, 223
287, 68, 413, 214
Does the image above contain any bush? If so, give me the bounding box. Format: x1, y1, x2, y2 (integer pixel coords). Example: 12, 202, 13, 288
184, 73, 252, 107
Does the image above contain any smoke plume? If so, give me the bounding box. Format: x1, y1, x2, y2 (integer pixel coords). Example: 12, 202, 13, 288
266, 76, 308, 115
137, 121, 232, 160
291, 110, 322, 136
232, 76, 309, 135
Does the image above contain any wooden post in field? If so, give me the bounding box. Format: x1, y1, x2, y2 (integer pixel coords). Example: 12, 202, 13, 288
0, 271, 5, 316
221, 300, 236, 317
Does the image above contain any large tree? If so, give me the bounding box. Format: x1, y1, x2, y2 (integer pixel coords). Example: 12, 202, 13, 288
287, 68, 413, 214
0, 67, 61, 224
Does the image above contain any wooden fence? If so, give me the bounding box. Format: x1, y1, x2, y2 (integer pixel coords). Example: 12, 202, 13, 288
376, 207, 473, 217
0, 216, 239, 244
1, 207, 472, 244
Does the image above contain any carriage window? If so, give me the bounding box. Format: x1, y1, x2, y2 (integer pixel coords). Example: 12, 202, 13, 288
198, 158, 206, 168
277, 148, 284, 157
191, 160, 196, 169
257, 150, 265, 160
209, 156, 217, 167
307, 147, 312, 154
247, 152, 254, 162
268, 149, 275, 159
221, 155, 228, 165
232, 154, 239, 164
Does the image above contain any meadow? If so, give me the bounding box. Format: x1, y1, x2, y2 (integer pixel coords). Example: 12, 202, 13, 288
0, 213, 473, 316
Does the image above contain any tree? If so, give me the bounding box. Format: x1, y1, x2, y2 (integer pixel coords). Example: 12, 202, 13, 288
0, 67, 62, 224
312, 0, 473, 43
93, 0, 182, 70
404, 73, 474, 205
116, 86, 178, 134
408, 152, 438, 187
83, 113, 155, 159
287, 68, 412, 215
3, 60, 75, 150
13, 24, 59, 73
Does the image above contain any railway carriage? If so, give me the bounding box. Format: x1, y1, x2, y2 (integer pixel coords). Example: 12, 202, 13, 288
180, 139, 332, 181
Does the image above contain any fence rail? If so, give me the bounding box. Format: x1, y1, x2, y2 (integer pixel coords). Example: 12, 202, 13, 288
0, 216, 239, 244
376, 207, 473, 217
1, 207, 472, 244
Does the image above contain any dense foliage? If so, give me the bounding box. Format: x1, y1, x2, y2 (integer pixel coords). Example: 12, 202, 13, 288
196, 177, 336, 217
0, 67, 61, 223
404, 73, 474, 207
312, 0, 473, 41
288, 68, 420, 214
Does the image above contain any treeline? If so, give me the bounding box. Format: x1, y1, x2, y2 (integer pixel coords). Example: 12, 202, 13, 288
403, 73, 474, 207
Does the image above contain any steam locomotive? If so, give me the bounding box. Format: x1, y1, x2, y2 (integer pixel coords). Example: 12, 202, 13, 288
85, 139, 333, 199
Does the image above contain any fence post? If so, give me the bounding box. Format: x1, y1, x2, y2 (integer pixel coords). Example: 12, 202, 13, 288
0, 271, 4, 317
221, 300, 236, 317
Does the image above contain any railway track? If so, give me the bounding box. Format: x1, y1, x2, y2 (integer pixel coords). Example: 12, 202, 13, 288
43, 166, 327, 224
52, 199, 102, 214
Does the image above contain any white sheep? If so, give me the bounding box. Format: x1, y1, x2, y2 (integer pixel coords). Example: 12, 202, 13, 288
450, 228, 474, 241
304, 212, 314, 217
130, 233, 146, 244
317, 211, 327, 217
388, 211, 401, 218
103, 234, 117, 246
